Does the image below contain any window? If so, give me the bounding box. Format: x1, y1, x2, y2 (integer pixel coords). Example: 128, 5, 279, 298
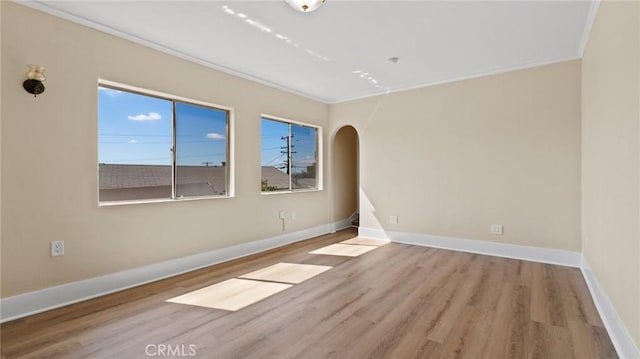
98, 83, 231, 203
261, 117, 320, 192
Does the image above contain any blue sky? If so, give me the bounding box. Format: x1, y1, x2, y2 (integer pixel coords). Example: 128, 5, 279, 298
98, 86, 316, 172
98, 87, 227, 166
261, 119, 317, 174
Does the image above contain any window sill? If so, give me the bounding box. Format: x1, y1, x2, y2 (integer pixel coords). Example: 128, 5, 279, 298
260, 188, 322, 196
98, 195, 233, 207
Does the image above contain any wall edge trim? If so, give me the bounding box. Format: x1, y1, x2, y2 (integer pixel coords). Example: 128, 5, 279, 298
581, 257, 640, 359
358, 227, 582, 267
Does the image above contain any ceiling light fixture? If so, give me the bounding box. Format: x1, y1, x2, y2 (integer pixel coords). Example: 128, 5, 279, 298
285, 0, 325, 12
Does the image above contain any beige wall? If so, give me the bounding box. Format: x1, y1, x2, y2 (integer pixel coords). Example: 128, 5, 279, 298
582, 0, 640, 349
0, 2, 329, 297
331, 60, 582, 251
332, 126, 358, 221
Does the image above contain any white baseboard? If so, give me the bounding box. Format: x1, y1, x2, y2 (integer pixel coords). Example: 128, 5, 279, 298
0, 222, 343, 323
358, 227, 582, 267
358, 227, 390, 240
330, 217, 354, 233
581, 258, 640, 359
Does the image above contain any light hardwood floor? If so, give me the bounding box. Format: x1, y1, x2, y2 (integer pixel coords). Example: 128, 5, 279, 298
0, 229, 617, 358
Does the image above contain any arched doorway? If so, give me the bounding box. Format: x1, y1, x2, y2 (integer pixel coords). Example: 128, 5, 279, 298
333, 126, 359, 228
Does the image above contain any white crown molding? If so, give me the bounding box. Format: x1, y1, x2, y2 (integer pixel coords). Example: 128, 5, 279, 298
329, 57, 581, 105
578, 0, 601, 57
13, 0, 331, 104
358, 227, 582, 267
581, 257, 640, 359
14, 0, 588, 106
0, 222, 352, 323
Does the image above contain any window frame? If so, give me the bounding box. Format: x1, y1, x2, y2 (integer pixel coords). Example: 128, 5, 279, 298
97, 79, 234, 206
260, 114, 323, 194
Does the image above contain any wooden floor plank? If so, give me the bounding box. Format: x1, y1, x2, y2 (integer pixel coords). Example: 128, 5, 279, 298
238, 262, 332, 284
0, 229, 617, 358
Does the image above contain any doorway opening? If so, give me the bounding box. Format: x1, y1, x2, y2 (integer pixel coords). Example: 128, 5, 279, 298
333, 126, 359, 228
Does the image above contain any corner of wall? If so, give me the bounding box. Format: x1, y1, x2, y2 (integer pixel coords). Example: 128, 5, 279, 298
578, 0, 601, 57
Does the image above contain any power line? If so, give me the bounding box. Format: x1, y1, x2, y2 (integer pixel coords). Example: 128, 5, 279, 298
280, 134, 296, 175
262, 153, 285, 166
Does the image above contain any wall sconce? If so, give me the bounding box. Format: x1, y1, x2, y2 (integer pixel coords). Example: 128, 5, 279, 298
23, 65, 46, 97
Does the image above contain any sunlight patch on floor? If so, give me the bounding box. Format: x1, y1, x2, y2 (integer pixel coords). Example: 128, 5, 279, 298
166, 278, 292, 311
239, 262, 332, 284
340, 237, 390, 246
309, 243, 378, 257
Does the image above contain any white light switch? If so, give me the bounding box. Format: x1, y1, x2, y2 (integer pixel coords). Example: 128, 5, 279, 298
389, 215, 398, 224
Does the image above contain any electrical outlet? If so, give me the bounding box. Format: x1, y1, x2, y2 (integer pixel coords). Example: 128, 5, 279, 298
51, 240, 64, 256
279, 210, 286, 220
389, 215, 398, 224
490, 224, 503, 235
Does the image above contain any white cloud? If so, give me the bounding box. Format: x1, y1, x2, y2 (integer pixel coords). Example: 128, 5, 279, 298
128, 139, 138, 144
99, 87, 122, 97
128, 112, 162, 121
206, 133, 225, 140
296, 155, 316, 166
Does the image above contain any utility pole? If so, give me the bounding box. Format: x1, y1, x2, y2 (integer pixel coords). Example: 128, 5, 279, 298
201, 161, 214, 167
279, 134, 296, 175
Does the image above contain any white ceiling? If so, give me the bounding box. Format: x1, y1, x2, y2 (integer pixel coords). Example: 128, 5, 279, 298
23, 0, 596, 103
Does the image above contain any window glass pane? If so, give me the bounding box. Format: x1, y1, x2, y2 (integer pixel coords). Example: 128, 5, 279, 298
175, 102, 228, 198
260, 118, 319, 192
98, 86, 173, 202
260, 119, 290, 191
291, 124, 317, 190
